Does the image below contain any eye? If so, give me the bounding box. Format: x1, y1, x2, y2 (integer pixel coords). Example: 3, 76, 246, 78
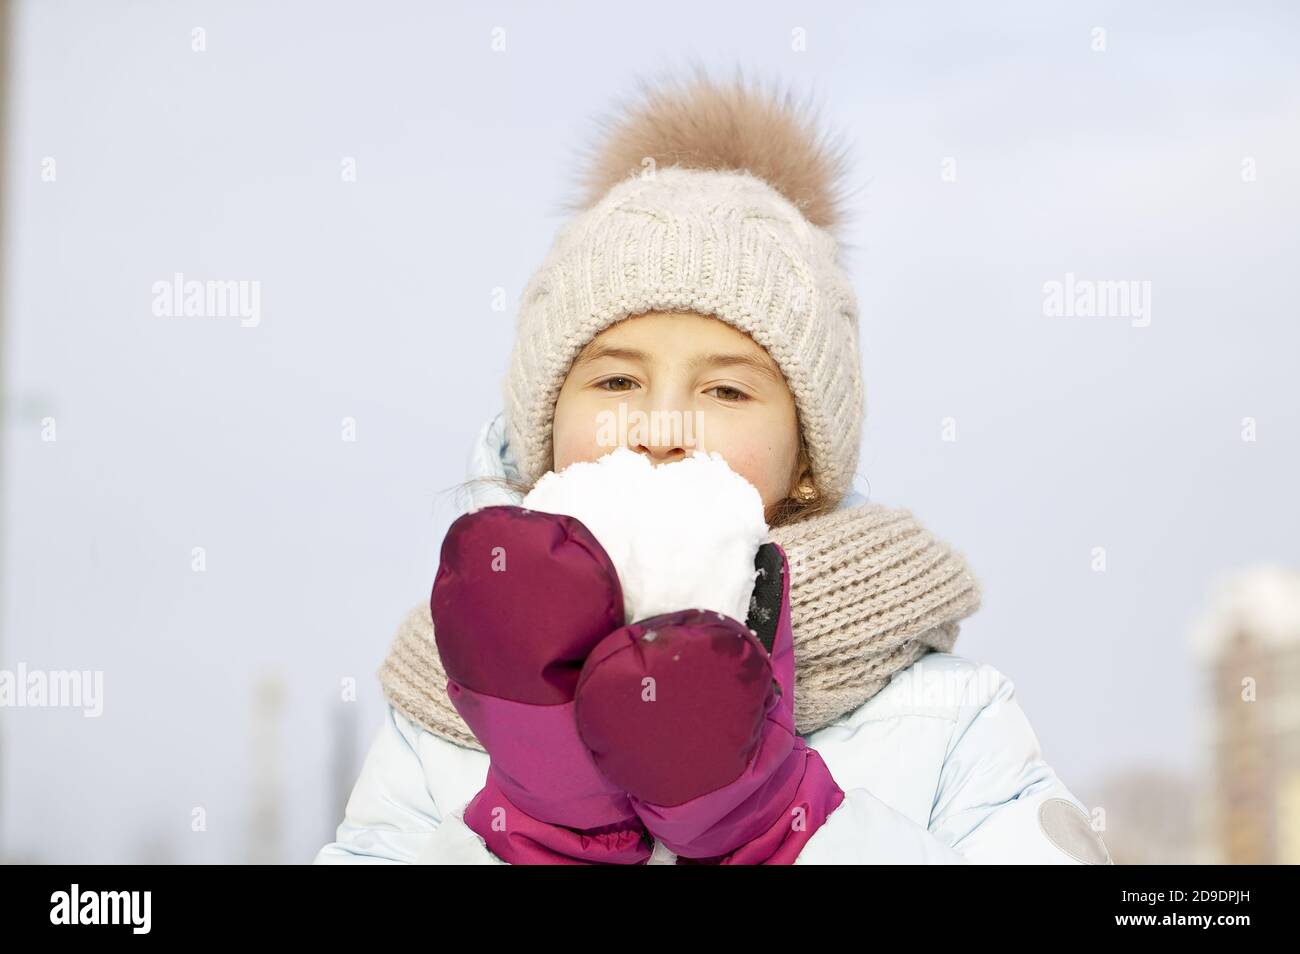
708, 385, 750, 403
596, 376, 638, 392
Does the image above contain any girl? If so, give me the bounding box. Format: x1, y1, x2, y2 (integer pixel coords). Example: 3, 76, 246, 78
314, 70, 1111, 865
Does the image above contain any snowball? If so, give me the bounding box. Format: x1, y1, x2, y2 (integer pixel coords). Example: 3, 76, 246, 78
521, 446, 770, 625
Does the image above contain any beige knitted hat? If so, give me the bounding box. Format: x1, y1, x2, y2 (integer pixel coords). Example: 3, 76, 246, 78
502, 69, 866, 505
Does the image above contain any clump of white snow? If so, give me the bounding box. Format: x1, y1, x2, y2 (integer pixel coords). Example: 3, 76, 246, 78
521, 447, 770, 625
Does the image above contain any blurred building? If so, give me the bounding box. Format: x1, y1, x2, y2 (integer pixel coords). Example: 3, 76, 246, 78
247, 672, 286, 865
1086, 768, 1203, 865
1191, 565, 1300, 864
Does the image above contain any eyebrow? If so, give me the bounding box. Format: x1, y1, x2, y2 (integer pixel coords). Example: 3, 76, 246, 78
574, 344, 783, 385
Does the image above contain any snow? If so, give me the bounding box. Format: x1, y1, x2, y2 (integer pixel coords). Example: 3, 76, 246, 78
521, 447, 770, 625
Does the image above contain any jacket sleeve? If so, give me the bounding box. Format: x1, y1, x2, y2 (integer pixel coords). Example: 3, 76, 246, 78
312, 703, 506, 865
795, 664, 1113, 865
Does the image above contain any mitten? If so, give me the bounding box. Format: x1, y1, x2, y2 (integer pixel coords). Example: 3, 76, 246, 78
573, 541, 846, 863
430, 505, 652, 864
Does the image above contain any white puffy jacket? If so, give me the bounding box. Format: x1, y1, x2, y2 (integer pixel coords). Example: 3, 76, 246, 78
314, 413, 1112, 865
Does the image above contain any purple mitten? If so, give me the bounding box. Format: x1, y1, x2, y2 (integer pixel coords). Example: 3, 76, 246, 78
573, 542, 845, 863
430, 505, 652, 864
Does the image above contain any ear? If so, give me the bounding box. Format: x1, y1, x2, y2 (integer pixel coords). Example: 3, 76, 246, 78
785, 444, 814, 500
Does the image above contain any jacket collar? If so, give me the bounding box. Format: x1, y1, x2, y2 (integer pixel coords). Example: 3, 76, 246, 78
463, 410, 524, 511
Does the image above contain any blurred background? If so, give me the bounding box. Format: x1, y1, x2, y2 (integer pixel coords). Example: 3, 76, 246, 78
1, 0, 1297, 864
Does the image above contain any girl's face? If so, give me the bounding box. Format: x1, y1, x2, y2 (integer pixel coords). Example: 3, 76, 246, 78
552, 310, 807, 520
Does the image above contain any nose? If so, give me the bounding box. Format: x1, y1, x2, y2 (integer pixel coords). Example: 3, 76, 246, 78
634, 436, 687, 467
629, 406, 691, 466
611, 380, 703, 467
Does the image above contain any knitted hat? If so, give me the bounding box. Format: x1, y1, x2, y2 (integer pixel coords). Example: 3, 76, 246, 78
502, 69, 866, 505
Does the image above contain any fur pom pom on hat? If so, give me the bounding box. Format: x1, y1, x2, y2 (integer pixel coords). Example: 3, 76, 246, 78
575, 66, 853, 236
502, 67, 866, 505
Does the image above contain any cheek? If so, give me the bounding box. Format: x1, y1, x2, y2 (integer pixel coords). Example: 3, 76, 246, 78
712, 443, 784, 506
551, 392, 598, 471
696, 407, 799, 502
552, 430, 587, 472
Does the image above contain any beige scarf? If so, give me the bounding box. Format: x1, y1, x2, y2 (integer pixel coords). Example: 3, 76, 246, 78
378, 501, 982, 752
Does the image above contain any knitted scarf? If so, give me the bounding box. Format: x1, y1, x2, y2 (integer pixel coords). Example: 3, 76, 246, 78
378, 493, 983, 752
